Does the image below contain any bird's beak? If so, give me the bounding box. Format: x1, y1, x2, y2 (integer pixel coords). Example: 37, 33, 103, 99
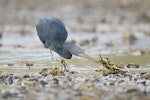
77, 53, 99, 63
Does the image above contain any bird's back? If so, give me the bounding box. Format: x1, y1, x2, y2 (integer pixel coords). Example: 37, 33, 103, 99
36, 17, 68, 48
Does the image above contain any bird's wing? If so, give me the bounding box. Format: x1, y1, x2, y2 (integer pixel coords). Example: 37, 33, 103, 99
36, 22, 51, 48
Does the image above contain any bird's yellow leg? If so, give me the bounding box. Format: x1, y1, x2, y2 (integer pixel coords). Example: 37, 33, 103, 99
60, 58, 70, 72
49, 50, 69, 71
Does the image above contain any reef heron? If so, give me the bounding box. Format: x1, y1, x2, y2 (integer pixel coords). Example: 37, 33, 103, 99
36, 17, 98, 65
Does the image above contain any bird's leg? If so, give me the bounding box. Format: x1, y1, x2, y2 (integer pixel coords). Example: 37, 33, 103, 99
49, 50, 69, 71
50, 49, 54, 61
50, 49, 56, 68
60, 58, 70, 72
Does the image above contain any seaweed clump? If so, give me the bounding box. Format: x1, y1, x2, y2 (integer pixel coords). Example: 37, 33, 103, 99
98, 55, 129, 76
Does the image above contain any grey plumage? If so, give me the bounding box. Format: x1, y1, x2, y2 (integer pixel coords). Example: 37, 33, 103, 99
36, 17, 67, 48
36, 17, 84, 59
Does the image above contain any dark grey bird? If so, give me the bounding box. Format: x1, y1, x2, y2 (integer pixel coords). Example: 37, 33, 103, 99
36, 17, 97, 63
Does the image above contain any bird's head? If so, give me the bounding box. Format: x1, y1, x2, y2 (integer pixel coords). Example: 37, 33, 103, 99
63, 42, 98, 63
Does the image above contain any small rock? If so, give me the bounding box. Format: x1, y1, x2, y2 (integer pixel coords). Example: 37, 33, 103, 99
40, 80, 48, 87
140, 72, 147, 76
122, 32, 137, 44
126, 63, 140, 68
57, 71, 65, 76
109, 82, 115, 86
126, 88, 139, 93
105, 42, 114, 47
21, 81, 31, 87
53, 78, 59, 85
70, 39, 76, 44
7, 63, 14, 66
79, 40, 90, 46
140, 50, 146, 55
141, 73, 150, 79
103, 68, 110, 76
91, 36, 98, 43
39, 68, 50, 76
23, 75, 30, 78
69, 71, 79, 74
26, 63, 34, 66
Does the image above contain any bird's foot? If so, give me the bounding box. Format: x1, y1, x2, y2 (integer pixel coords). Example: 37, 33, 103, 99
60, 59, 70, 72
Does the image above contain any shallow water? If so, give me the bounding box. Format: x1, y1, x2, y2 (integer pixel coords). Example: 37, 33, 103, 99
0, 49, 150, 74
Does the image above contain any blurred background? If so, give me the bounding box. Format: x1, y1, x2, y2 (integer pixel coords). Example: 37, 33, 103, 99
0, 0, 150, 56
0, 1, 150, 99
0, 0, 150, 25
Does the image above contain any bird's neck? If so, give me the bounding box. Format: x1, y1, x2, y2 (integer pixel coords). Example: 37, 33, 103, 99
63, 42, 84, 56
